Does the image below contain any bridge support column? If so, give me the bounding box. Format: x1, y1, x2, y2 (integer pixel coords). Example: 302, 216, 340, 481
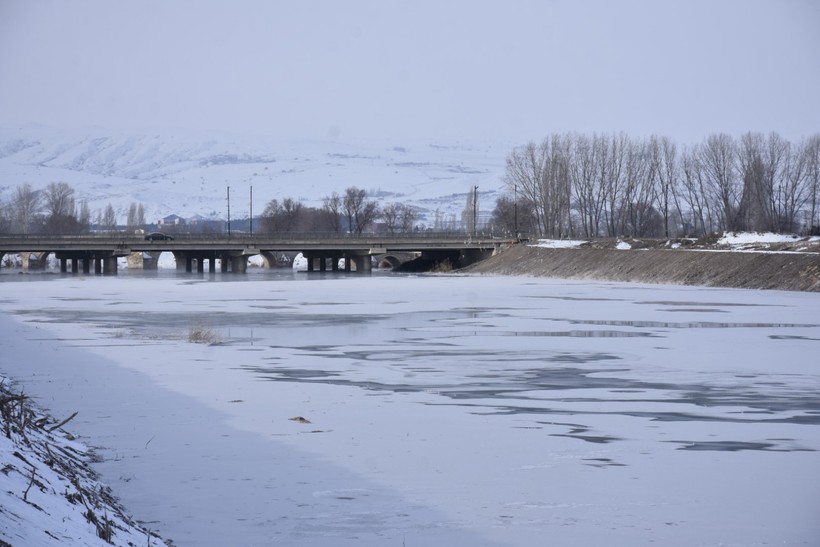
71, 259, 79, 274
95, 259, 102, 274
209, 259, 216, 273
348, 254, 372, 273
60, 258, 67, 273
103, 256, 118, 275
172, 252, 187, 271
82, 258, 91, 274
360, 256, 372, 273
221, 257, 229, 272
231, 256, 247, 273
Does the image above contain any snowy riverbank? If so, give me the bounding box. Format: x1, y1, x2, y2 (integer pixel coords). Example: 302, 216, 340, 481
0, 376, 170, 547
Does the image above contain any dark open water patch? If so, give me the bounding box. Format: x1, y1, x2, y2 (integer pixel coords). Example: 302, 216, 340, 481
550, 318, 820, 329
667, 440, 816, 452
245, 359, 820, 433
636, 300, 774, 307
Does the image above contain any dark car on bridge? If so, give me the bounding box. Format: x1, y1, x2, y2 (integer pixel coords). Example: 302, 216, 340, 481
144, 232, 174, 241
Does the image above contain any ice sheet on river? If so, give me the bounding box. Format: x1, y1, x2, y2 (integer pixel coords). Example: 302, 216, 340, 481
1, 274, 818, 546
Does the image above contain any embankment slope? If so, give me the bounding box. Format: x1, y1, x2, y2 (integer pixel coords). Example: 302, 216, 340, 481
463, 245, 820, 292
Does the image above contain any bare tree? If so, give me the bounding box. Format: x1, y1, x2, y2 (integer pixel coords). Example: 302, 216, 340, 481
650, 135, 681, 237
504, 142, 547, 236
0, 198, 11, 234
490, 194, 537, 236
601, 133, 627, 236
619, 136, 661, 237
571, 133, 607, 237
779, 137, 811, 233
98, 203, 118, 232
383, 202, 418, 234
42, 182, 79, 234
503, 135, 573, 238
700, 133, 741, 231
77, 200, 91, 233
462, 186, 479, 235
803, 134, 820, 232
322, 192, 343, 233
12, 183, 42, 234
43, 182, 75, 218
680, 146, 712, 235
126, 202, 146, 231
343, 186, 379, 234
261, 198, 304, 233
400, 204, 418, 233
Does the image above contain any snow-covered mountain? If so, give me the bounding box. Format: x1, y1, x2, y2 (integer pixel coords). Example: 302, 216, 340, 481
0, 125, 510, 227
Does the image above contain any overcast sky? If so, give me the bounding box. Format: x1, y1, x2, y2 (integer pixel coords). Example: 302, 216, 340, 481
1, 0, 818, 144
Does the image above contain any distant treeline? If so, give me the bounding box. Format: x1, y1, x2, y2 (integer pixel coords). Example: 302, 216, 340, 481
493, 132, 820, 238
4, 132, 819, 239
0, 182, 420, 236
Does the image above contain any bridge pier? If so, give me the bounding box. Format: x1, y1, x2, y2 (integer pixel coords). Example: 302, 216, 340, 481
103, 255, 118, 275
302, 251, 350, 272
346, 253, 372, 273
142, 252, 160, 270
230, 255, 247, 273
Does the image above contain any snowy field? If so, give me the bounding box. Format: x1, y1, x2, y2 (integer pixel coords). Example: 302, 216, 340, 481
0, 272, 819, 546
0, 127, 508, 226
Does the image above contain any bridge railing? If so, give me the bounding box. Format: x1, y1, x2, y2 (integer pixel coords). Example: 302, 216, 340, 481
0, 230, 518, 242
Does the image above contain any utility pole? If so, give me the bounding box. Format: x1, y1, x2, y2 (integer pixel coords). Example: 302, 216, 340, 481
473, 185, 478, 237
227, 186, 231, 237
514, 183, 518, 237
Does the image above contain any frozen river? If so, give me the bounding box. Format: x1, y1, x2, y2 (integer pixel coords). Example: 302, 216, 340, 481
1, 271, 819, 546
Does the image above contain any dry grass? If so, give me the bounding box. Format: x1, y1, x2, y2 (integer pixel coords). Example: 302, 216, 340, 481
187, 325, 222, 345
431, 258, 454, 273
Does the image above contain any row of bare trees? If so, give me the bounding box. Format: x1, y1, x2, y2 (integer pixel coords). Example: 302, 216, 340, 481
260, 186, 417, 235
0, 182, 139, 235
1, 182, 417, 237
497, 132, 820, 238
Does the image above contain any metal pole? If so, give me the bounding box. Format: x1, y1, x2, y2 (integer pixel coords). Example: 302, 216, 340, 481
227, 186, 231, 237
514, 183, 518, 237
249, 186, 253, 235
473, 185, 478, 237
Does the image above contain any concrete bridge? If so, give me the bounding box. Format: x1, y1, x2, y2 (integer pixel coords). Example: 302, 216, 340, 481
0, 233, 511, 274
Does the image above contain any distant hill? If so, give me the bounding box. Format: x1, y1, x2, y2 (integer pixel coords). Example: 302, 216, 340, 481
0, 125, 508, 228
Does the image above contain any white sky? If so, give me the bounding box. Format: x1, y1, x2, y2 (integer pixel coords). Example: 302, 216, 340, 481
1, 0, 818, 144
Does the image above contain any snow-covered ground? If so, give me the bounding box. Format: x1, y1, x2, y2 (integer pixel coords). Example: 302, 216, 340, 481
531, 233, 820, 253
1, 273, 819, 546
0, 379, 170, 547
